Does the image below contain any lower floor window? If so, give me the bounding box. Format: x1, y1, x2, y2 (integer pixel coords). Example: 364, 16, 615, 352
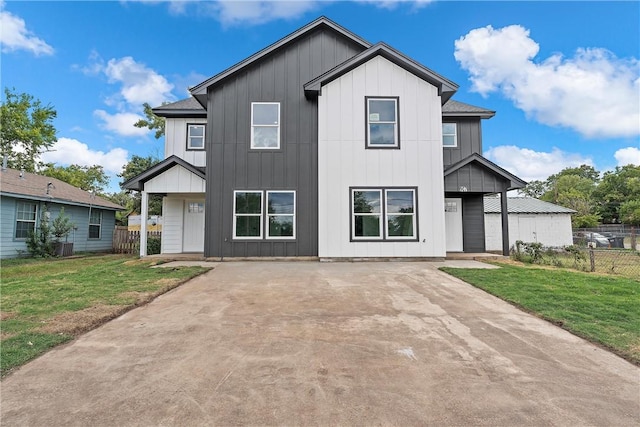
15, 201, 37, 239
233, 190, 295, 239
89, 209, 102, 239
351, 187, 417, 241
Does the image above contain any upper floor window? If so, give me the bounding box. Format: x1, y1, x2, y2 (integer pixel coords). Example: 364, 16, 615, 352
366, 97, 399, 148
15, 201, 37, 239
187, 124, 205, 150
251, 102, 280, 149
89, 209, 102, 239
442, 123, 457, 147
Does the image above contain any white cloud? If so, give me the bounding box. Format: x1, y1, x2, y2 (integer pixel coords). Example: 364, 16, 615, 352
614, 147, 640, 166
455, 25, 640, 138
213, 0, 321, 26
40, 137, 129, 175
104, 56, 175, 107
94, 110, 148, 137
0, 2, 54, 55
485, 145, 593, 182
357, 0, 433, 10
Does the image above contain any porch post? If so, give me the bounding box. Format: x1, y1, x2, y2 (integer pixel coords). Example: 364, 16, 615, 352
140, 190, 148, 257
500, 190, 509, 256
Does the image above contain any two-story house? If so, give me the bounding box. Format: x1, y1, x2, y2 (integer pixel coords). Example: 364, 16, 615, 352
123, 17, 526, 259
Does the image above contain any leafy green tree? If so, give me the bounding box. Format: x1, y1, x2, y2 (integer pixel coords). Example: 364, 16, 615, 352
620, 200, 640, 226
593, 165, 640, 223
118, 155, 162, 215
40, 164, 109, 194
0, 88, 57, 172
106, 191, 136, 225
133, 102, 166, 139
520, 180, 546, 198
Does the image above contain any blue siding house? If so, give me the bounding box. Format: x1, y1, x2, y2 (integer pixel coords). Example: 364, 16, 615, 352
1, 167, 123, 259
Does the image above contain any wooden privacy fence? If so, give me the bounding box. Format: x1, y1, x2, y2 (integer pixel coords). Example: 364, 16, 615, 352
113, 226, 161, 254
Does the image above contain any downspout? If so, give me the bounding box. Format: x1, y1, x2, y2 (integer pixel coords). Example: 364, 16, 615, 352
500, 190, 510, 256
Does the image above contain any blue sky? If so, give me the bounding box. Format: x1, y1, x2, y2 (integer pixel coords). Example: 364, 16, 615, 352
2, 0, 639, 193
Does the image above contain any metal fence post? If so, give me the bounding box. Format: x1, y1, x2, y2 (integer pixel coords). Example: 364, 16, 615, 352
589, 248, 596, 272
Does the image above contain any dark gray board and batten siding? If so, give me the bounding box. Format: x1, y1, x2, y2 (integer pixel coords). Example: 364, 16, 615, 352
442, 118, 483, 167
205, 27, 366, 257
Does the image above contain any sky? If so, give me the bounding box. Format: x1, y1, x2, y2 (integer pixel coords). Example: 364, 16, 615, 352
2, 0, 639, 193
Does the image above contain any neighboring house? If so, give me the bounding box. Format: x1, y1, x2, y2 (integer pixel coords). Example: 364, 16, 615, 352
124, 17, 526, 259
1, 167, 123, 258
484, 197, 576, 251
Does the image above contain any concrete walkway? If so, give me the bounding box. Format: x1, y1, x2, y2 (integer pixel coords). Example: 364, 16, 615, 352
2, 262, 638, 426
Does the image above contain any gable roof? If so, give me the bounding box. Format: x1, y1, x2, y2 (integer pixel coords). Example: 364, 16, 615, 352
442, 99, 495, 118
121, 155, 205, 191
444, 153, 527, 190
153, 97, 206, 118
190, 16, 371, 106
0, 168, 123, 210
484, 196, 576, 214
303, 42, 458, 103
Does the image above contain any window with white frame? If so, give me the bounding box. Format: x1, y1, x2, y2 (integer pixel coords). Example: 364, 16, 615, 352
251, 102, 280, 149
89, 209, 102, 239
15, 201, 37, 239
187, 124, 205, 150
442, 123, 457, 147
366, 97, 399, 148
233, 190, 296, 239
267, 191, 295, 239
351, 188, 416, 240
233, 191, 263, 238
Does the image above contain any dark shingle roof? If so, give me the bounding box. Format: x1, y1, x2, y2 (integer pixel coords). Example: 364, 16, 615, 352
442, 100, 495, 118
153, 97, 206, 118
484, 196, 576, 214
1, 168, 123, 210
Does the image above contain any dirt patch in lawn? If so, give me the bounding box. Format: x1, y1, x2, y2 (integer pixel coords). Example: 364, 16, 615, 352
37, 304, 131, 336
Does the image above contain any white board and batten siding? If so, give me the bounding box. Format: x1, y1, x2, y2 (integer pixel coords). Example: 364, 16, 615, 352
162, 197, 185, 253
144, 165, 205, 194
164, 118, 207, 167
318, 56, 446, 258
485, 213, 574, 250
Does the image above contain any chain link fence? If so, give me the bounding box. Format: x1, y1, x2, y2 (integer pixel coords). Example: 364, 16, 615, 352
511, 242, 640, 281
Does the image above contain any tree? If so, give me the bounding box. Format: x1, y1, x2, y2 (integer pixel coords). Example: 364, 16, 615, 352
520, 180, 546, 198
0, 88, 57, 172
593, 165, 640, 223
133, 102, 166, 139
118, 155, 163, 215
105, 191, 136, 225
620, 200, 640, 226
40, 164, 110, 194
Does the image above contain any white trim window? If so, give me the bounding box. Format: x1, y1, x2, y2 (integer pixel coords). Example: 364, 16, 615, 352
187, 124, 205, 150
251, 102, 280, 149
442, 123, 457, 147
351, 188, 417, 241
366, 97, 399, 148
233, 191, 263, 239
15, 201, 37, 239
89, 209, 102, 239
266, 191, 295, 239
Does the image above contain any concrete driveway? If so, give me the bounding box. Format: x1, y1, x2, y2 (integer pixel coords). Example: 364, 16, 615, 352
2, 262, 638, 426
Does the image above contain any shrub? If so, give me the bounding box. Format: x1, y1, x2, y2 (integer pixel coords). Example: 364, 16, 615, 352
147, 236, 161, 255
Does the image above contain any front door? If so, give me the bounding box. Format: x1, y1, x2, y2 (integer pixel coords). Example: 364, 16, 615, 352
183, 200, 205, 252
445, 198, 463, 252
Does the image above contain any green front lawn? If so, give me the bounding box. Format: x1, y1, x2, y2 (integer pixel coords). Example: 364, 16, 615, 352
0, 255, 210, 377
441, 263, 640, 365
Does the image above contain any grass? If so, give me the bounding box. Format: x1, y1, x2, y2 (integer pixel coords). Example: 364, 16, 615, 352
441, 262, 640, 365
0, 254, 210, 377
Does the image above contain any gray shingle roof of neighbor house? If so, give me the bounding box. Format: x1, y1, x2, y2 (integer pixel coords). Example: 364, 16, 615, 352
190, 16, 372, 106
303, 42, 459, 103
484, 196, 576, 214
0, 167, 123, 210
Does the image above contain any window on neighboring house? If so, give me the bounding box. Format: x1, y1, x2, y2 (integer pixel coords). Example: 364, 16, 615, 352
442, 123, 457, 147
187, 124, 205, 150
89, 209, 102, 239
15, 201, 37, 239
233, 191, 263, 238
267, 191, 295, 239
351, 188, 417, 241
251, 102, 280, 149
366, 97, 399, 148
